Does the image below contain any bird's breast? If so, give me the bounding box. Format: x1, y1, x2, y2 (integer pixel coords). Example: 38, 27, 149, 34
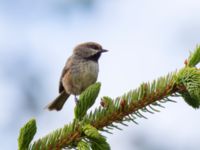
80, 60, 99, 83
69, 60, 99, 94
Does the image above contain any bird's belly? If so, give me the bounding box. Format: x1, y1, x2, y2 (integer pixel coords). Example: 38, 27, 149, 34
71, 61, 99, 94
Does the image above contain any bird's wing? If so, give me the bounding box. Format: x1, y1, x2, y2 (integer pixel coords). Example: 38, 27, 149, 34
59, 56, 72, 93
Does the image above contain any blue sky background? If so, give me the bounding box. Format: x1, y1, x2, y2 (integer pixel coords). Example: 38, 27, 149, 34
1, 0, 200, 149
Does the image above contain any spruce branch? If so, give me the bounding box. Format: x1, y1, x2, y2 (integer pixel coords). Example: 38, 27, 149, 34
187, 44, 200, 67
18, 119, 36, 150
18, 45, 200, 150
75, 83, 101, 120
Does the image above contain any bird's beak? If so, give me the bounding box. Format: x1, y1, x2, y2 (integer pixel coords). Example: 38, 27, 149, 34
101, 49, 108, 53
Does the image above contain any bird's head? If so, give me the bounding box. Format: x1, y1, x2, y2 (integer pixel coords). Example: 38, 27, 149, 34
73, 42, 108, 61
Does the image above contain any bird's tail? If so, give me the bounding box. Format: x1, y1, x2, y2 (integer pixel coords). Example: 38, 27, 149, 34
46, 91, 70, 111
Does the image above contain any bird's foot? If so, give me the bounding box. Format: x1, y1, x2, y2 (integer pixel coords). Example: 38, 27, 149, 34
75, 96, 79, 104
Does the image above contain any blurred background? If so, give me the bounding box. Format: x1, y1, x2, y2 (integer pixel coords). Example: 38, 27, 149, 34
1, 0, 200, 149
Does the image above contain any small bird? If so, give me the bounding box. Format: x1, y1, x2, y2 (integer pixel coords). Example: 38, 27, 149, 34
47, 42, 108, 111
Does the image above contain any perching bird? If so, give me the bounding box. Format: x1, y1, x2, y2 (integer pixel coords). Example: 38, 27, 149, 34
46, 42, 108, 111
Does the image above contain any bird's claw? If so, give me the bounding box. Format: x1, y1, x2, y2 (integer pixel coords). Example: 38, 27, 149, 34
75, 96, 79, 104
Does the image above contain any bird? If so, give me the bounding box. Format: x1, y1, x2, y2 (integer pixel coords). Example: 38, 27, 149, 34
46, 42, 108, 111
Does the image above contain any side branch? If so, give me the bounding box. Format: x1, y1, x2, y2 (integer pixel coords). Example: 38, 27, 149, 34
92, 84, 186, 129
